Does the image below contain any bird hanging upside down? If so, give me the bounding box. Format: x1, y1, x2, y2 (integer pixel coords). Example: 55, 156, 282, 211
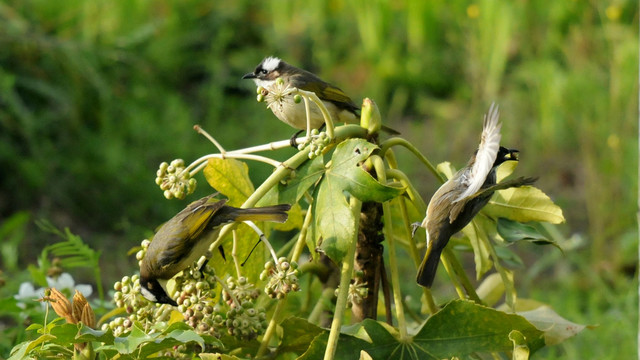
416, 103, 537, 288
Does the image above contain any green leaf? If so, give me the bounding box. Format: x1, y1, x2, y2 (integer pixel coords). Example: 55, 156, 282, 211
494, 246, 525, 268
324, 139, 403, 203
278, 317, 324, 355
77, 325, 116, 344
257, 155, 324, 206
315, 139, 403, 263
108, 322, 210, 357
48, 323, 81, 345
413, 300, 545, 358
485, 186, 565, 224
204, 158, 254, 206
496, 218, 559, 248
315, 173, 355, 263
461, 213, 494, 279
298, 327, 373, 360
113, 323, 155, 354
8, 334, 56, 360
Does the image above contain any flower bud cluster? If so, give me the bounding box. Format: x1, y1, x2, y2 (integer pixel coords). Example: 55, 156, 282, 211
260, 257, 300, 299
172, 260, 221, 338
336, 278, 368, 308
221, 276, 266, 340
297, 128, 330, 159
155, 159, 196, 200
104, 275, 172, 336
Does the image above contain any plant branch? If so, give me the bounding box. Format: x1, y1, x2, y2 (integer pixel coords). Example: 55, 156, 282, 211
323, 197, 361, 360
379, 137, 444, 183
371, 155, 408, 339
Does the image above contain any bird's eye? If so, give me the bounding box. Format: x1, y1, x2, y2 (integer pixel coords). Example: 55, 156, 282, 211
261, 69, 268, 75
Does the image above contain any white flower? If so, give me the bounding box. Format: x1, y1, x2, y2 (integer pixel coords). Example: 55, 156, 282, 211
46, 272, 93, 297
14, 282, 45, 308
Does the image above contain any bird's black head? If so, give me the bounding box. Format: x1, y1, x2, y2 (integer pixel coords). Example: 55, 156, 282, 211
139, 276, 177, 306
493, 146, 519, 167
242, 57, 283, 81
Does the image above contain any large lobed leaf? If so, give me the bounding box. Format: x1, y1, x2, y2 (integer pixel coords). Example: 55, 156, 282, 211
204, 158, 254, 206
287, 300, 546, 359
315, 139, 404, 263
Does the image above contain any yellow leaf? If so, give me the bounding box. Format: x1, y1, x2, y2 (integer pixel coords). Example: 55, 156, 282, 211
461, 214, 494, 279
485, 186, 565, 224
496, 160, 518, 182
204, 158, 254, 206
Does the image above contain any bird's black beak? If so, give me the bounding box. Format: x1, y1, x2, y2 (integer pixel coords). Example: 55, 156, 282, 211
242, 72, 256, 80
158, 293, 178, 306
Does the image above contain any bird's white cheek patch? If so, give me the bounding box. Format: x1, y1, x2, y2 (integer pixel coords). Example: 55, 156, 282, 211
140, 287, 157, 302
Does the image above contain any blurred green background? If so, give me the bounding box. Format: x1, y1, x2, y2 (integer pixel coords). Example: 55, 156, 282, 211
0, 0, 637, 357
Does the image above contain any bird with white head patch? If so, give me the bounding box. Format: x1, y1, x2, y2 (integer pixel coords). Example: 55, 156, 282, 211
416, 103, 537, 288
243, 57, 360, 131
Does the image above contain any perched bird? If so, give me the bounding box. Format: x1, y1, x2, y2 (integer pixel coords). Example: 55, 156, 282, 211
140, 194, 290, 305
242, 56, 360, 130
416, 104, 536, 288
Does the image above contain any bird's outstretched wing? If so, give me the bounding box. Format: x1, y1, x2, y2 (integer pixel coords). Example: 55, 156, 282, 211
453, 103, 502, 202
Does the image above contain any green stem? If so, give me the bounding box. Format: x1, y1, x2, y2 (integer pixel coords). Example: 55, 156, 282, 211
439, 253, 466, 299
308, 288, 336, 325
291, 205, 314, 263
323, 197, 362, 360
297, 88, 335, 139
371, 156, 408, 339
480, 231, 516, 309
256, 298, 286, 358
443, 247, 482, 303
384, 160, 438, 314
385, 168, 427, 214
379, 137, 444, 183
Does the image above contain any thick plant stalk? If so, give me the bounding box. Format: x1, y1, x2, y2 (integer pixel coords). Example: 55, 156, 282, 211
323, 197, 362, 360
371, 155, 408, 339
352, 201, 384, 322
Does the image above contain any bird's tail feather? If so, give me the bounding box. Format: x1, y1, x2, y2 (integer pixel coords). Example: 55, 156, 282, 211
214, 204, 291, 226
416, 246, 444, 288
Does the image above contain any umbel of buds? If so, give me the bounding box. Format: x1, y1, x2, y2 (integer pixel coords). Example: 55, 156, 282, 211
260, 257, 300, 299
155, 159, 197, 199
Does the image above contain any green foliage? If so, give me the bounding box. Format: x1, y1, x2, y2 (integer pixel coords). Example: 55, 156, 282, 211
34, 221, 105, 303
9, 321, 216, 360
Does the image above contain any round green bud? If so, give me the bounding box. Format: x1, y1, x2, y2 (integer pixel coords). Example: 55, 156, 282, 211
275, 77, 284, 86
257, 94, 264, 102
294, 94, 302, 103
